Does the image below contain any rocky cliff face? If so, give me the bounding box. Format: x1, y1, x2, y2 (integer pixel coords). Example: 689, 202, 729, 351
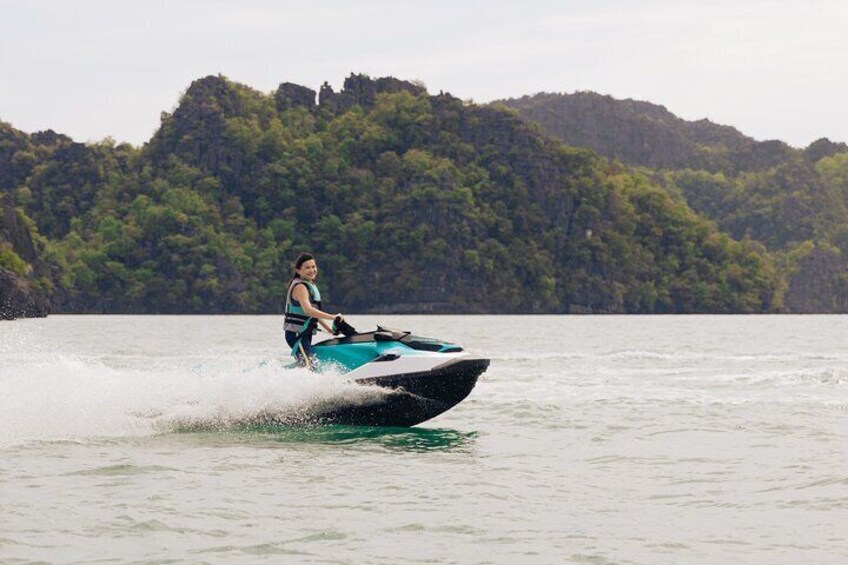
318, 74, 426, 114
0, 195, 51, 319
275, 82, 317, 112
783, 243, 848, 313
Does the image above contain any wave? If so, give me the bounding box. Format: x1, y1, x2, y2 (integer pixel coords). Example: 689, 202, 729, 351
711, 367, 848, 387
492, 349, 848, 364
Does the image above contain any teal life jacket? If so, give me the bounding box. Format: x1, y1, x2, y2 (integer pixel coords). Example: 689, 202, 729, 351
284, 278, 322, 335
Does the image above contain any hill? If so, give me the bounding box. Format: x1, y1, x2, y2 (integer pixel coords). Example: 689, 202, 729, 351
495, 92, 847, 174
496, 92, 848, 312
1, 76, 785, 315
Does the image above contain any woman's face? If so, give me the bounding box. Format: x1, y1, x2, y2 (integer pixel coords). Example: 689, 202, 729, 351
296, 259, 318, 281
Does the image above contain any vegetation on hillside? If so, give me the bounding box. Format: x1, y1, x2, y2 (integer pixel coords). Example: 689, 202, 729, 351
497, 92, 848, 312
0, 76, 794, 314
661, 155, 848, 311
496, 92, 847, 174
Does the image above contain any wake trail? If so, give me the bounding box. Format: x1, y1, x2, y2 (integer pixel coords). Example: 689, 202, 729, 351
0, 353, 391, 448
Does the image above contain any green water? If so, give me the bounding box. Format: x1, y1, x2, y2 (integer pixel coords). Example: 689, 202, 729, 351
2, 315, 847, 563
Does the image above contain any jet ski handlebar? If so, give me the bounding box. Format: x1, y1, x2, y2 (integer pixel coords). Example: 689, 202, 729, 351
332, 315, 359, 337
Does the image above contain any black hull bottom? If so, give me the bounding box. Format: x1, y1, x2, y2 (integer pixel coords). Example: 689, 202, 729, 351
315, 358, 488, 427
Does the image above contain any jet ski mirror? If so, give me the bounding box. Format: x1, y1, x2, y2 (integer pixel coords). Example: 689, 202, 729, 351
332, 316, 358, 337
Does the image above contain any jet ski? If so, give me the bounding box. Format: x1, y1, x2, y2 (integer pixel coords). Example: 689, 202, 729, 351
305, 325, 488, 427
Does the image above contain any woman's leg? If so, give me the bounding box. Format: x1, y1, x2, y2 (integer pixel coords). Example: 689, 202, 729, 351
285, 331, 314, 368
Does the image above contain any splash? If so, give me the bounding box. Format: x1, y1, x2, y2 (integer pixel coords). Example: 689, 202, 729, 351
0, 352, 392, 448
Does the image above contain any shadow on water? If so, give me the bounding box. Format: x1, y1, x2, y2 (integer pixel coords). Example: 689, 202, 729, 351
215, 424, 477, 452
262, 424, 475, 452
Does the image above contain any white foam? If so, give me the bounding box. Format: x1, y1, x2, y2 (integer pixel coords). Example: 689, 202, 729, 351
0, 352, 388, 448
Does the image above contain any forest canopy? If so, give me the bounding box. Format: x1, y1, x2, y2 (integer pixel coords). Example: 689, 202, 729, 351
4, 74, 834, 315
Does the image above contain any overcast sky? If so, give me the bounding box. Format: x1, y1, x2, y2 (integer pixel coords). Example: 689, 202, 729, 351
2, 0, 845, 147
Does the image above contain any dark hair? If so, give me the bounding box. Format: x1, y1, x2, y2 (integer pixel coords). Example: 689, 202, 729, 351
293, 252, 315, 277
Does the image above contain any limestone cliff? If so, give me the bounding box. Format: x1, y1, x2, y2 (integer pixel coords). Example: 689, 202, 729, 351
0, 195, 51, 319
783, 243, 848, 313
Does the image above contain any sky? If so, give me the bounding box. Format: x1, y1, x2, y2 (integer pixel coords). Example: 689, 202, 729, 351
1, 0, 846, 148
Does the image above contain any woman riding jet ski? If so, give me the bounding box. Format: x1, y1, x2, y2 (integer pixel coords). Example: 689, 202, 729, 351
284, 253, 488, 427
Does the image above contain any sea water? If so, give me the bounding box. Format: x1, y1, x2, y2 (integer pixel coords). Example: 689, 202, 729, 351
1, 315, 846, 564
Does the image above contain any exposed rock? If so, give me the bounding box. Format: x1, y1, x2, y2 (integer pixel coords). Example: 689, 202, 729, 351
803, 137, 848, 162
342, 74, 425, 106
1, 202, 39, 263
0, 268, 49, 319
318, 73, 426, 114
318, 81, 340, 112
0, 195, 51, 319
274, 82, 317, 112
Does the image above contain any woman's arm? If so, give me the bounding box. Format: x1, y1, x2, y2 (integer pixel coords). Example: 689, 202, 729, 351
292, 284, 341, 321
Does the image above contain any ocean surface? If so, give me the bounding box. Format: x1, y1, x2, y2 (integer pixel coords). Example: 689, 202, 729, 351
1, 315, 846, 564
